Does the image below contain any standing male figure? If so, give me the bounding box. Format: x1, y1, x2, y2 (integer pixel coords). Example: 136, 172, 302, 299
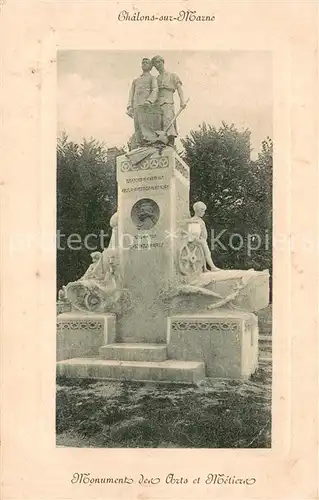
127, 58, 161, 147
151, 55, 187, 147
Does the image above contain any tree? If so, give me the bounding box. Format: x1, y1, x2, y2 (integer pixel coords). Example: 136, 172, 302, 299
248, 137, 273, 289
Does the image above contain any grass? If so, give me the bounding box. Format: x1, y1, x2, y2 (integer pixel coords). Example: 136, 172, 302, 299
56, 306, 272, 448
56, 361, 271, 448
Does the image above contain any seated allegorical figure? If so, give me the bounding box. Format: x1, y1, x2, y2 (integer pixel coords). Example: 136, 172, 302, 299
181, 201, 220, 272
79, 211, 119, 285
61, 211, 125, 312
79, 251, 104, 281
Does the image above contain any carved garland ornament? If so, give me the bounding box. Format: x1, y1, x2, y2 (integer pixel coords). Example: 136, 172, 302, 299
171, 321, 240, 333
121, 156, 169, 172
57, 320, 103, 331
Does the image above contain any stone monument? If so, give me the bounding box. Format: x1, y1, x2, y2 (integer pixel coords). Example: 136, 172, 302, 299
57, 59, 269, 383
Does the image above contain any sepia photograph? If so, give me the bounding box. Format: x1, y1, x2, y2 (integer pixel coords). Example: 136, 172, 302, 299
2, 0, 318, 498
56, 50, 273, 449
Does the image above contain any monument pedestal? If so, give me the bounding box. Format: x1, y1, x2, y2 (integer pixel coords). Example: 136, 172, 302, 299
116, 147, 190, 343
57, 316, 206, 384
57, 309, 259, 382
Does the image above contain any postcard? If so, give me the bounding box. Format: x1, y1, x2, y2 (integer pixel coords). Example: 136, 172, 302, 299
1, 1, 318, 499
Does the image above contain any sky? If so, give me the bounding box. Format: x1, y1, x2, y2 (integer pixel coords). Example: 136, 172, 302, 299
57, 50, 272, 159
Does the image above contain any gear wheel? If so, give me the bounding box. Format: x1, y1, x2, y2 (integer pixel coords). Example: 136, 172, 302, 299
178, 238, 205, 276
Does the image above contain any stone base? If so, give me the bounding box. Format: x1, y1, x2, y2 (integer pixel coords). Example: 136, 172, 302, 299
56, 310, 259, 382
99, 343, 167, 362
57, 312, 116, 361
57, 358, 205, 384
167, 310, 258, 380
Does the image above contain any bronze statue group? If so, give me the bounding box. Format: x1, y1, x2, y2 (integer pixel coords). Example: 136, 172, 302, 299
127, 55, 187, 149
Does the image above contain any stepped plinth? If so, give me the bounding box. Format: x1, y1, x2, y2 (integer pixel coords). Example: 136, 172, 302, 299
57, 358, 205, 384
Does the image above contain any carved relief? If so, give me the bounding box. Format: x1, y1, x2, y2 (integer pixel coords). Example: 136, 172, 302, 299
121, 156, 169, 172
175, 158, 190, 179
131, 198, 160, 230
